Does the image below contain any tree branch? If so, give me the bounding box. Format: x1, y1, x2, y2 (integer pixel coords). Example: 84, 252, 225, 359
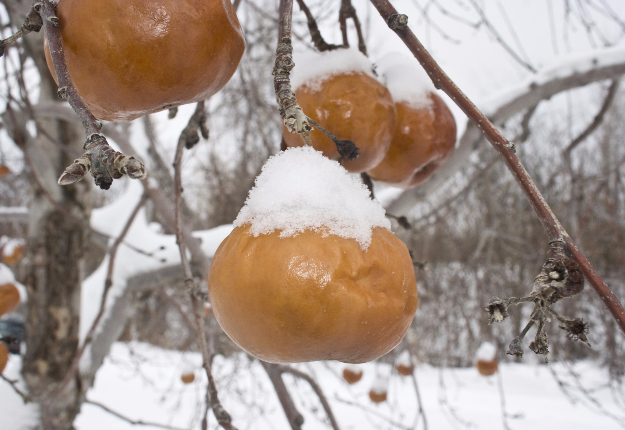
370, 0, 625, 333
172, 133, 236, 430
563, 78, 619, 159
38, 0, 146, 189
261, 362, 304, 430
278, 364, 340, 430
84, 399, 188, 430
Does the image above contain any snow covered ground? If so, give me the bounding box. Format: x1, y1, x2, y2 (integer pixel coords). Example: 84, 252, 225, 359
2, 342, 624, 430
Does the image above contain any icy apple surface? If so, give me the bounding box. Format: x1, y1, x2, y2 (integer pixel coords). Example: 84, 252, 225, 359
208, 147, 418, 363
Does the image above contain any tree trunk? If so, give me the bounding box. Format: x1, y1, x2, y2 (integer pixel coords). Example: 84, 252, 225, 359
3, 2, 92, 428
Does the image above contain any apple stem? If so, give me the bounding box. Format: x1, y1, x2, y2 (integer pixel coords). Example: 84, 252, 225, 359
38, 0, 146, 190
370, 0, 625, 335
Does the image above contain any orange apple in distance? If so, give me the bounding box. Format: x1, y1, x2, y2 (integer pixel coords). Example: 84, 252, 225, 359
0, 283, 20, 316
44, 0, 245, 121
367, 54, 456, 188
207, 147, 418, 364
283, 49, 396, 173
368, 376, 388, 403
181, 371, 195, 384
0, 342, 8, 373
476, 359, 498, 376
342, 365, 363, 384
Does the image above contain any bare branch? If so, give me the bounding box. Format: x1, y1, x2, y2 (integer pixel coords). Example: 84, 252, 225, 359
0, 5, 42, 57
0, 373, 31, 404
370, 0, 625, 333
261, 362, 304, 430
563, 78, 619, 159
278, 364, 340, 430
38, 0, 146, 189
173, 130, 236, 430
294, 0, 343, 52
85, 400, 188, 430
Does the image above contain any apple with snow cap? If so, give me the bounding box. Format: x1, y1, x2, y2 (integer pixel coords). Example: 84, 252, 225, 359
476, 341, 498, 376
208, 147, 418, 363
367, 54, 457, 188
282, 48, 396, 173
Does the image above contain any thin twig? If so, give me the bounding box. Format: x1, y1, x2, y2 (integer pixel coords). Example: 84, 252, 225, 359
411, 367, 428, 430
369, 0, 625, 334
0, 5, 42, 57
496, 368, 512, 430
85, 399, 188, 430
339, 0, 368, 55
49, 194, 147, 400
261, 362, 304, 430
278, 364, 340, 430
173, 134, 236, 430
563, 79, 620, 160
38, 0, 146, 189
294, 0, 343, 51
0, 373, 31, 403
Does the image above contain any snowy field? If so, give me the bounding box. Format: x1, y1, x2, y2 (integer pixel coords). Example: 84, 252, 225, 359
2, 342, 624, 430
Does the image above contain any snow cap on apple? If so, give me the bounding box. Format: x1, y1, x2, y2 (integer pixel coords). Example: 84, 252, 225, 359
233, 146, 391, 249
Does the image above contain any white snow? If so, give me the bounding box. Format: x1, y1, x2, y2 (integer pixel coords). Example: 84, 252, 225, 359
234, 147, 391, 249
375, 53, 435, 110
395, 350, 412, 367
344, 363, 362, 374
291, 47, 377, 92
476, 341, 498, 361
2, 342, 625, 430
370, 375, 388, 394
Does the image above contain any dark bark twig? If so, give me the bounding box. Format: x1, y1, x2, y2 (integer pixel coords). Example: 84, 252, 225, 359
563, 78, 620, 160
49, 193, 147, 400
278, 364, 340, 430
339, 0, 367, 55
261, 362, 304, 430
294, 0, 343, 52
370, 0, 625, 334
0, 373, 31, 403
0, 5, 42, 57
172, 135, 236, 430
274, 0, 312, 145
38, 0, 146, 189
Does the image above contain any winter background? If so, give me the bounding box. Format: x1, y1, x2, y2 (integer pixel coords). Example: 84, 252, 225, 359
1, 0, 625, 429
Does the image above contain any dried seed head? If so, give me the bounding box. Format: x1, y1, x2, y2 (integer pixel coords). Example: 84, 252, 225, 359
506, 337, 523, 357
529, 329, 549, 359
560, 318, 590, 346
485, 297, 509, 324
532, 257, 584, 303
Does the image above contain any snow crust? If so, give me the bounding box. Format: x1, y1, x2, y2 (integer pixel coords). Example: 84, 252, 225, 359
291, 47, 377, 92
376, 53, 435, 110
234, 147, 391, 249
476, 341, 497, 361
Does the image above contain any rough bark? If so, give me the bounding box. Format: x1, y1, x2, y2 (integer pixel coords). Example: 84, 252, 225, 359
3, 2, 92, 428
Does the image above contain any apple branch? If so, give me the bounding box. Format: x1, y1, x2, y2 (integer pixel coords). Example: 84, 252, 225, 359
369, 0, 625, 334
339, 0, 367, 55
37, 0, 146, 190
0, 4, 42, 57
172, 135, 237, 430
294, 0, 343, 52
274, 0, 359, 159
